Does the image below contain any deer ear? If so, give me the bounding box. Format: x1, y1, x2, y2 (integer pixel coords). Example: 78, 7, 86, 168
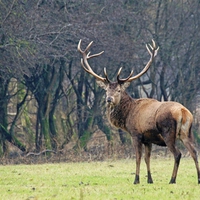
96, 80, 108, 90
121, 82, 130, 90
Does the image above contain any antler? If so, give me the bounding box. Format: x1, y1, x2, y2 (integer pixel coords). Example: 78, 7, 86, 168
117, 39, 159, 83
77, 40, 110, 83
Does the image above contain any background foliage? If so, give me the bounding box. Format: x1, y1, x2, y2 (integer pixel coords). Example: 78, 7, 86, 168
0, 0, 200, 158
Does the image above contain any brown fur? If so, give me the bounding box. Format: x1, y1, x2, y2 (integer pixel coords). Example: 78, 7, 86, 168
100, 82, 200, 184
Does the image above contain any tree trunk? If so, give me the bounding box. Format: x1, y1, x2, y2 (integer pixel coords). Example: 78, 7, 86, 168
49, 107, 57, 149
0, 78, 9, 156
41, 115, 52, 150
36, 100, 52, 151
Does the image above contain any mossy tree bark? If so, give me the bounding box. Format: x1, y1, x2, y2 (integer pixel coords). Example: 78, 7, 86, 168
24, 59, 65, 151
0, 77, 26, 156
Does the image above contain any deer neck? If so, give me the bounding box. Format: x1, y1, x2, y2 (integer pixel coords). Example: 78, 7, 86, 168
106, 91, 133, 130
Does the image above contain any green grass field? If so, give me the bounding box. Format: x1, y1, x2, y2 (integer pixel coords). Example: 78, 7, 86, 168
0, 157, 199, 200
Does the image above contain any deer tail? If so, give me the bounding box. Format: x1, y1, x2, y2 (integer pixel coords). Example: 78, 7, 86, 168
178, 108, 193, 141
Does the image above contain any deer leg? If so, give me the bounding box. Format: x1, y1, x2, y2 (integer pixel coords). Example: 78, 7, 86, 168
181, 138, 200, 184
169, 146, 181, 184
133, 139, 142, 184
144, 143, 153, 183
164, 139, 181, 184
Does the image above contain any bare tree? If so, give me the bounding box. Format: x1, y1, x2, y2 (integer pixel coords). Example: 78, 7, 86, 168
0, 0, 200, 157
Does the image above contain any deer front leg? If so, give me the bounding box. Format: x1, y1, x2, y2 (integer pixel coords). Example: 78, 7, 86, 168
133, 139, 143, 184
144, 143, 153, 183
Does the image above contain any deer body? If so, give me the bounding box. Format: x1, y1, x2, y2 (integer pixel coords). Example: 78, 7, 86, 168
109, 90, 192, 145
78, 39, 200, 184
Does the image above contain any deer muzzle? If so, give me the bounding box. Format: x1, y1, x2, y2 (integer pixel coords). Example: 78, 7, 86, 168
106, 96, 114, 104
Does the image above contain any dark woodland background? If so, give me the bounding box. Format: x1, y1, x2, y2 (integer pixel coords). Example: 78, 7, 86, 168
0, 0, 200, 163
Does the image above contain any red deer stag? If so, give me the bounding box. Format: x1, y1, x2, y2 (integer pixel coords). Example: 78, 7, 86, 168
77, 39, 200, 184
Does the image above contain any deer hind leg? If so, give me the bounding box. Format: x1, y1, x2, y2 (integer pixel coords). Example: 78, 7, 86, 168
162, 128, 181, 184
182, 138, 200, 184
133, 139, 143, 184
180, 130, 200, 184
179, 109, 200, 184
144, 143, 153, 183
168, 143, 181, 184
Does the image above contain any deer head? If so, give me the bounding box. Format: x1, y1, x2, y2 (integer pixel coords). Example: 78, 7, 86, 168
77, 39, 159, 106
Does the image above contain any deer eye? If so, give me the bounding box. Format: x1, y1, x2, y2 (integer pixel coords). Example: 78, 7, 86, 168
118, 89, 121, 93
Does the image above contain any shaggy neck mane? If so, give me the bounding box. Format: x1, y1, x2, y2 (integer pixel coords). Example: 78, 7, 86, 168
107, 91, 133, 130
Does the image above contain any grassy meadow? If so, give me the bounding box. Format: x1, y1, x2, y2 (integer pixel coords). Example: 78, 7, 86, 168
0, 157, 199, 200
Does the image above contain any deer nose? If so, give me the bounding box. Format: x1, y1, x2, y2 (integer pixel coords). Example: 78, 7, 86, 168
106, 97, 113, 103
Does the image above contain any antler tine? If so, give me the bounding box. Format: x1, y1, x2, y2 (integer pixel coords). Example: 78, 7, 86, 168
119, 39, 159, 83
77, 39, 84, 53
103, 68, 111, 82
117, 67, 123, 76
78, 39, 108, 83
146, 39, 159, 58
77, 40, 93, 53
117, 68, 134, 83
85, 41, 94, 52
87, 51, 104, 59
116, 67, 122, 81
